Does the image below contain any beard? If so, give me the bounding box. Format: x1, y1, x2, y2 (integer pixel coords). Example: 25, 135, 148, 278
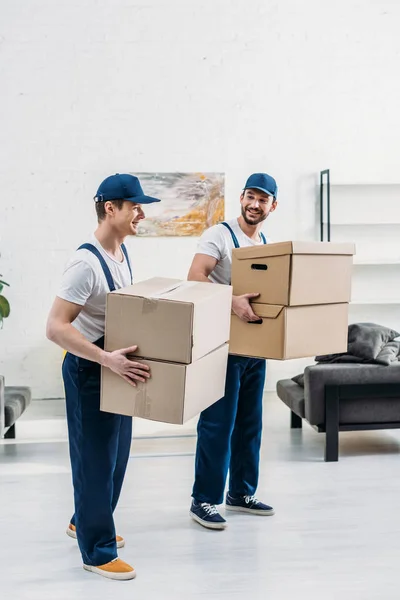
241, 206, 267, 226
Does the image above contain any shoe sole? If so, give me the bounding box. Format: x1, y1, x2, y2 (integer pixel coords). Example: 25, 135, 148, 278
225, 505, 275, 516
83, 564, 136, 580
189, 510, 227, 530
67, 528, 125, 548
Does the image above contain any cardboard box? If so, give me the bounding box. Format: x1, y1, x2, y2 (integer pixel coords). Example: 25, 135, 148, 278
229, 302, 349, 360
101, 343, 229, 424
105, 277, 232, 364
231, 241, 355, 306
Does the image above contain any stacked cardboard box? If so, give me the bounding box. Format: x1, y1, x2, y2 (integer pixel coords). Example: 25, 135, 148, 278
101, 278, 232, 424
229, 241, 355, 360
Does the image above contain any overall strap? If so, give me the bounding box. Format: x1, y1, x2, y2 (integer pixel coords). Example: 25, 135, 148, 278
77, 243, 116, 292
221, 222, 268, 247
121, 243, 133, 284
221, 222, 240, 249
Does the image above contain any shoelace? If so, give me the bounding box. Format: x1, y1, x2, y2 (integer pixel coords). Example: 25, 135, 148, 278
200, 503, 219, 516
244, 495, 260, 506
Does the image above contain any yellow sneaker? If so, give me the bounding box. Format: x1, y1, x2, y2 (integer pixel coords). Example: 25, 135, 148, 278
66, 523, 125, 549
83, 558, 136, 580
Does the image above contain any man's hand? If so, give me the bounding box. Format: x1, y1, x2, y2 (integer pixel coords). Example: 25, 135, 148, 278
46, 298, 151, 386
232, 293, 261, 322
101, 346, 151, 387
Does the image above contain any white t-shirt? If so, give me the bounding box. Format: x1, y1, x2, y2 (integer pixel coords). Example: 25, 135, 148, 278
196, 218, 269, 285
57, 236, 133, 342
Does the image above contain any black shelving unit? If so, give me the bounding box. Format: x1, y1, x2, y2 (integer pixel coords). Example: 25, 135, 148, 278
320, 169, 330, 241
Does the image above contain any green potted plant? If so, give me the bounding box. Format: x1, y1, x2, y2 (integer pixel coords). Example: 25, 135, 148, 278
0, 276, 10, 328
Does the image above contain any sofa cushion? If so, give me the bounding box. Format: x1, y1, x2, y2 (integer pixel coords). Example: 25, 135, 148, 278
304, 363, 400, 425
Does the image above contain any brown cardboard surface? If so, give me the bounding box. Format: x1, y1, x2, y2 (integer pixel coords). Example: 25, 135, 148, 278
105, 278, 232, 364
232, 241, 355, 259
100, 343, 229, 424
229, 302, 349, 360
111, 277, 182, 297
231, 241, 355, 306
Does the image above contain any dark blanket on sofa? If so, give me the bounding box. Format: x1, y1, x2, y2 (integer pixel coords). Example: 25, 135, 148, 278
292, 323, 400, 387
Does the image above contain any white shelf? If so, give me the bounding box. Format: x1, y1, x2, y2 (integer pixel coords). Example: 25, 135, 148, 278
330, 183, 400, 188
327, 184, 400, 225
353, 259, 400, 265
322, 175, 400, 313
328, 222, 400, 226
351, 300, 400, 305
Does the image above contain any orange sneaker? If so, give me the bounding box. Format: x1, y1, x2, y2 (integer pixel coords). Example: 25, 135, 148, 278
66, 523, 125, 549
83, 558, 136, 580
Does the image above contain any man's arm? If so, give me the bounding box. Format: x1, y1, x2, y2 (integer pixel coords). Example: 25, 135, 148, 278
188, 253, 218, 283
46, 297, 150, 387
187, 253, 260, 322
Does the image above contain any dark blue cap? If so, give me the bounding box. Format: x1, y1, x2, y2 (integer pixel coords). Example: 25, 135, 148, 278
244, 173, 278, 199
94, 173, 161, 204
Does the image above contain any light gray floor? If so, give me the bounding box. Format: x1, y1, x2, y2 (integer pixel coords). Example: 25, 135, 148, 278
1, 393, 400, 599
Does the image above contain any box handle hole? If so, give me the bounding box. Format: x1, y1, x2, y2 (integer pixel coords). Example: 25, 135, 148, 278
251, 264, 268, 271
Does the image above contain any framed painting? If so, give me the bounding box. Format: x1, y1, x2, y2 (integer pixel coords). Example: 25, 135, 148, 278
134, 172, 225, 237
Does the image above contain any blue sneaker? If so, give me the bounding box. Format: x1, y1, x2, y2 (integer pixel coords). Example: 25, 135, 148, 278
225, 493, 275, 516
190, 500, 227, 530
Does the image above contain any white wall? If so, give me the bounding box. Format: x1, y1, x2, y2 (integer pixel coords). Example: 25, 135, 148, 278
1, 0, 400, 399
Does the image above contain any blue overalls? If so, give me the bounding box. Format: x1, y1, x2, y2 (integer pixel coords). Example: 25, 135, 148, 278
62, 243, 133, 567
192, 223, 267, 505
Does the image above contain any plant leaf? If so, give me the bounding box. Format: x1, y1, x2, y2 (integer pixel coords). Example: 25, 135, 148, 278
0, 295, 10, 319
0, 280, 9, 295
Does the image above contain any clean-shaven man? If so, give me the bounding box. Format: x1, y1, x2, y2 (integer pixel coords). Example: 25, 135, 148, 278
47, 173, 160, 579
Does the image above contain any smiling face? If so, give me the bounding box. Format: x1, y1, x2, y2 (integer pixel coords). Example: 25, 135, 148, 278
98, 200, 145, 236
115, 201, 145, 236
240, 188, 277, 226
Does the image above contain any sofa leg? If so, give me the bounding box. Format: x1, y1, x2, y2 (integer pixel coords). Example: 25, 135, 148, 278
325, 386, 339, 462
290, 411, 302, 429
4, 424, 16, 439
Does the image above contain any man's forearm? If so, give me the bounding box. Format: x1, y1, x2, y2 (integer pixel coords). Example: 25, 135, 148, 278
47, 322, 107, 365
187, 271, 211, 283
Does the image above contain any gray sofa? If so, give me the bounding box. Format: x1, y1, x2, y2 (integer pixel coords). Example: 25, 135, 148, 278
276, 363, 400, 461
0, 375, 31, 439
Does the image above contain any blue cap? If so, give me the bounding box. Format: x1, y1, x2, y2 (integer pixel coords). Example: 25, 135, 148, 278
94, 173, 161, 204
244, 173, 278, 199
